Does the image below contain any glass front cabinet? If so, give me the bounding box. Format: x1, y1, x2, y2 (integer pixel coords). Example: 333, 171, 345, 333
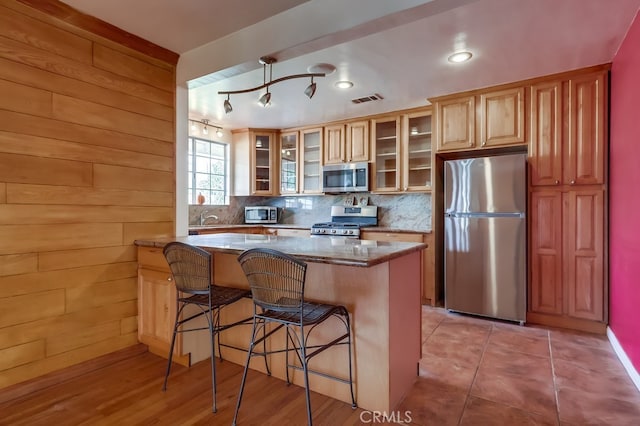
371, 109, 432, 193
252, 132, 275, 195
403, 110, 433, 191
300, 128, 323, 194
279, 131, 298, 194
371, 116, 401, 192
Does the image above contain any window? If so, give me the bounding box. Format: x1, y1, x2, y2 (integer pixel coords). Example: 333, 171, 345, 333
188, 137, 228, 205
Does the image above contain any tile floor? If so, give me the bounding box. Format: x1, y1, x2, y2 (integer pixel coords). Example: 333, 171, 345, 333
397, 306, 640, 425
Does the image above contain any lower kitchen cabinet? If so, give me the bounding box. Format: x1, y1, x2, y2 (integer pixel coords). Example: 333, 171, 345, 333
137, 247, 190, 366
529, 188, 606, 332
360, 231, 436, 306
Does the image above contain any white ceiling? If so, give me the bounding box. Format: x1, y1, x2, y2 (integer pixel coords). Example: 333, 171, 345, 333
60, 0, 640, 131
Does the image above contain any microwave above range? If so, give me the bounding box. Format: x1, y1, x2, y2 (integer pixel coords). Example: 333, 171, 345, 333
244, 206, 278, 224
322, 162, 369, 193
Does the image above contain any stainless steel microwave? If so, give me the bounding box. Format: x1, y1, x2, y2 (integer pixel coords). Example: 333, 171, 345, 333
244, 206, 278, 224
322, 162, 369, 193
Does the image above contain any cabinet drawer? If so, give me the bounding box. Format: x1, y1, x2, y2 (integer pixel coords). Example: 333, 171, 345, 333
275, 228, 311, 237
361, 231, 424, 243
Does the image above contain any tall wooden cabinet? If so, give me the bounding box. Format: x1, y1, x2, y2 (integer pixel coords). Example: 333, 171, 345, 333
528, 70, 608, 332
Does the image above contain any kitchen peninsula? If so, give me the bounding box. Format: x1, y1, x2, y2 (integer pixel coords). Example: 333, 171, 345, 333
135, 233, 425, 412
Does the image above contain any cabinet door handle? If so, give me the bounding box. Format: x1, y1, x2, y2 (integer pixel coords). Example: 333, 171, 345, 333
570, 180, 575, 185
555, 180, 559, 185
167, 276, 173, 281
481, 141, 486, 146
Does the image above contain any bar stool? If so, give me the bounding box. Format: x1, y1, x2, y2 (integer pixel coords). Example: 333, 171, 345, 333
234, 248, 357, 426
162, 241, 253, 413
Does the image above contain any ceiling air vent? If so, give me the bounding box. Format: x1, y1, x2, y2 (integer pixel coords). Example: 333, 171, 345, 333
351, 93, 384, 104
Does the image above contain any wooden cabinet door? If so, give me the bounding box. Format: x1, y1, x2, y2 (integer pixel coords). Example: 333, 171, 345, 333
404, 110, 433, 191
479, 87, 526, 148
279, 131, 298, 194
301, 128, 323, 194
138, 267, 180, 355
564, 189, 605, 321
252, 132, 275, 195
530, 82, 562, 186
435, 96, 475, 152
324, 124, 345, 164
529, 190, 563, 315
346, 120, 369, 162
372, 116, 401, 192
566, 72, 606, 186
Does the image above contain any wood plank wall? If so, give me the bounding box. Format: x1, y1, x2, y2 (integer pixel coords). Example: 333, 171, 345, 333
0, 0, 177, 390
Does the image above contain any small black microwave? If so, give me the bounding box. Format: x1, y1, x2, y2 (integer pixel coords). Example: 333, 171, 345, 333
244, 206, 278, 224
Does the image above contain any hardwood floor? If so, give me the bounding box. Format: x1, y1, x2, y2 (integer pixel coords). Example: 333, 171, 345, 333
1, 307, 639, 425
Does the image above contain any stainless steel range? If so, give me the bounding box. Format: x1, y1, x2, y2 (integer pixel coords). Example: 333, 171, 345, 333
311, 205, 377, 238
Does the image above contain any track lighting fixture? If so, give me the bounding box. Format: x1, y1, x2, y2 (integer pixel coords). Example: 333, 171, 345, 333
304, 76, 316, 99
224, 95, 232, 114
189, 119, 223, 138
259, 90, 271, 107
219, 56, 326, 113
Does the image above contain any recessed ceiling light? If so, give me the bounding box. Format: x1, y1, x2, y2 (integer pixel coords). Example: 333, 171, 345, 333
335, 80, 353, 89
448, 51, 473, 63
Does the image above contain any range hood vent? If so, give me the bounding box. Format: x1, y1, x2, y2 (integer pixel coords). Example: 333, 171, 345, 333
351, 93, 384, 104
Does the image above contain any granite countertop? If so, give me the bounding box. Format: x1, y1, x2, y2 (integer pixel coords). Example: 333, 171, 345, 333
188, 224, 431, 234
135, 233, 426, 267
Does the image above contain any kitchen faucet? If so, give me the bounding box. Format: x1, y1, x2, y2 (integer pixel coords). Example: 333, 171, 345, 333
199, 209, 218, 225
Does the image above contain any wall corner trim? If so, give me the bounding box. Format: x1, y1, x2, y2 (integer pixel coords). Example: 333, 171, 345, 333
607, 327, 640, 392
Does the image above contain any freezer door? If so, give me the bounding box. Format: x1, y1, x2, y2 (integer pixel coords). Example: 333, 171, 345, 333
444, 215, 526, 322
444, 153, 526, 214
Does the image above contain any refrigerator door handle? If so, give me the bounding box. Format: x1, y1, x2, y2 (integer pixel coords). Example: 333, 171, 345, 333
446, 212, 525, 218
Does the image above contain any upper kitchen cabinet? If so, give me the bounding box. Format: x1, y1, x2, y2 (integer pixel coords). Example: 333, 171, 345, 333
279, 131, 298, 194
434, 95, 475, 152
371, 115, 401, 192
300, 127, 323, 194
324, 124, 345, 164
324, 120, 370, 164
529, 70, 607, 187
346, 120, 370, 162
432, 86, 526, 153
479, 87, 525, 148
232, 129, 277, 196
371, 109, 433, 193
403, 110, 433, 191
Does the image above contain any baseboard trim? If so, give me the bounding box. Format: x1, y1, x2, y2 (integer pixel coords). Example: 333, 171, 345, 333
0, 343, 148, 405
607, 327, 640, 392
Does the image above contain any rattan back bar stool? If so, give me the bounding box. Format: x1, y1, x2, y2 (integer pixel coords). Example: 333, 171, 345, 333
234, 248, 356, 426
162, 241, 254, 413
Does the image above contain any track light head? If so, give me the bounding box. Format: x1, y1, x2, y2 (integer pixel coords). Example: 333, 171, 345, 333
216, 128, 223, 137
259, 90, 271, 107
304, 77, 316, 99
224, 96, 232, 114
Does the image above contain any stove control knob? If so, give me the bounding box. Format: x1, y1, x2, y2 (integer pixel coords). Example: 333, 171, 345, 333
347, 230, 353, 235
331, 229, 337, 234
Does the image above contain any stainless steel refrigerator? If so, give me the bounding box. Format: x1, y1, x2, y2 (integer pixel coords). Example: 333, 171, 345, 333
444, 153, 526, 324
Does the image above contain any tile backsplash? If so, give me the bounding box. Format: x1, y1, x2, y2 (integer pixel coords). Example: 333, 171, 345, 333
190, 193, 431, 231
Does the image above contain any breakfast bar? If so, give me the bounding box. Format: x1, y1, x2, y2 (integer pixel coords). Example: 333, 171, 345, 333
135, 233, 425, 412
